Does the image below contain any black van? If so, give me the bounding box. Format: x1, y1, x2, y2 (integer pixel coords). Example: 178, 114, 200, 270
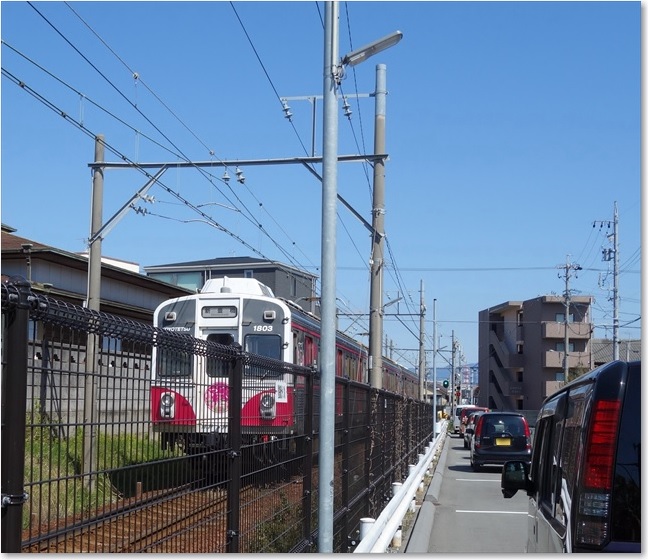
501, 360, 640, 553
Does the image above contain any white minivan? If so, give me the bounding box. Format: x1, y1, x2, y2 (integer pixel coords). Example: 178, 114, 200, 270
452, 404, 478, 435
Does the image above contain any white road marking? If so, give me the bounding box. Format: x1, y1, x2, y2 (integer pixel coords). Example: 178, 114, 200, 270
456, 478, 498, 482
456, 510, 527, 514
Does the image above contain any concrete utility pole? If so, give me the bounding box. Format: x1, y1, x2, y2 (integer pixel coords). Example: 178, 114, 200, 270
418, 280, 426, 400
451, 330, 456, 416
83, 134, 104, 485
597, 201, 620, 360
612, 202, 619, 360
369, 64, 388, 389
558, 255, 582, 381
432, 299, 438, 434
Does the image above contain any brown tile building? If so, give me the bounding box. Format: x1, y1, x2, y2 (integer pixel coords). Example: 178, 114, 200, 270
477, 295, 593, 412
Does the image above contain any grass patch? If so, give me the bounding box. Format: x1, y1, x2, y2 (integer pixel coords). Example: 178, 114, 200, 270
23, 413, 181, 530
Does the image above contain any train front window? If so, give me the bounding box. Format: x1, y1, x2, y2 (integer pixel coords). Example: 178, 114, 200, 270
206, 333, 235, 378
244, 334, 282, 360
156, 348, 192, 377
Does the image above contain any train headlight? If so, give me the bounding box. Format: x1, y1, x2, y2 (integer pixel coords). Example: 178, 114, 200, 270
160, 392, 175, 418
260, 393, 276, 419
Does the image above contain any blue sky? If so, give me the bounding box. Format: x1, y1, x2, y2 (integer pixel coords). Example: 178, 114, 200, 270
1, 1, 642, 368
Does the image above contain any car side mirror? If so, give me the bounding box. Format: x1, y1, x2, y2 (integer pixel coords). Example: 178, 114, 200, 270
501, 460, 529, 499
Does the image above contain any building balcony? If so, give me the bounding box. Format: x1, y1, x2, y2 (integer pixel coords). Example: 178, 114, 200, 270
544, 380, 563, 399
542, 350, 590, 369
542, 321, 592, 340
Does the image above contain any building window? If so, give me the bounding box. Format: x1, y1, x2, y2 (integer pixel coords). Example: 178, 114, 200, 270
291, 276, 297, 297
517, 343, 524, 354
555, 313, 574, 323
148, 271, 203, 291
516, 371, 523, 382
244, 269, 254, 278
555, 342, 574, 353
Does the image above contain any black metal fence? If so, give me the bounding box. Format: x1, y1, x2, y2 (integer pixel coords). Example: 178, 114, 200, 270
1, 277, 434, 553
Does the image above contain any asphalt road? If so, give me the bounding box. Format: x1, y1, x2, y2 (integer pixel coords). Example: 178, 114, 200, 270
404, 433, 530, 553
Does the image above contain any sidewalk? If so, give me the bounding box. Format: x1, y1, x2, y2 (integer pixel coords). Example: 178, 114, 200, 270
400, 435, 450, 553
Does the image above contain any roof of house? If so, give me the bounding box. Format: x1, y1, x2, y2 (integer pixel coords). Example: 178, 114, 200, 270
591, 338, 641, 364
144, 255, 318, 279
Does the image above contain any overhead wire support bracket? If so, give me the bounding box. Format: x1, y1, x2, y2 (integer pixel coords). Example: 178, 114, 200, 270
87, 167, 167, 245
88, 155, 387, 235
87, 154, 387, 170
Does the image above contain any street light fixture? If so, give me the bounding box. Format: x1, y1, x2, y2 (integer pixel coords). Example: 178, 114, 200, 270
341, 30, 403, 67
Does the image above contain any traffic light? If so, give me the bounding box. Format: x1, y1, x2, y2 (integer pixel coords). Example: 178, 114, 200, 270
443, 379, 449, 388
455, 389, 461, 402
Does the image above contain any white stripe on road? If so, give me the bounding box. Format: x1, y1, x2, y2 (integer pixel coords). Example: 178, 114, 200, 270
456, 478, 499, 482
456, 510, 527, 514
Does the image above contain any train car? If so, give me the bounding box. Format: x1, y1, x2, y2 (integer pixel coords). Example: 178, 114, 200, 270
150, 276, 419, 458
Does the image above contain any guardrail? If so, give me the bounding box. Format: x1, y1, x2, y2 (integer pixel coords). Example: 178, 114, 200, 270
352, 421, 448, 553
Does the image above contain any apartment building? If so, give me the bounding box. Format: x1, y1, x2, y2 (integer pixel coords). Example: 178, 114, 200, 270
477, 295, 593, 412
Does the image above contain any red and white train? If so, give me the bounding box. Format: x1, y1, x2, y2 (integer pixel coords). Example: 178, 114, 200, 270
150, 277, 419, 455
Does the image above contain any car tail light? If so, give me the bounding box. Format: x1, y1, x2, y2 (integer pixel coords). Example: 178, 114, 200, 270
523, 418, 531, 450
576, 398, 621, 547
474, 416, 483, 448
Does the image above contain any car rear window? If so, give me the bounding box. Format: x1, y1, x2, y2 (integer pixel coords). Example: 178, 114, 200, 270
482, 414, 525, 436
610, 363, 640, 542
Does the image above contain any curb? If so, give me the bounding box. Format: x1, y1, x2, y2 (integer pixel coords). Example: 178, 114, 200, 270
401, 435, 450, 553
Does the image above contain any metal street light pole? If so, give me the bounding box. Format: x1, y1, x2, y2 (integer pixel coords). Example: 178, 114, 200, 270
319, 3, 339, 551
319, 3, 401, 550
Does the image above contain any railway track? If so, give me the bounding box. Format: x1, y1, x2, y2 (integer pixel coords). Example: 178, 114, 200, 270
23, 479, 305, 553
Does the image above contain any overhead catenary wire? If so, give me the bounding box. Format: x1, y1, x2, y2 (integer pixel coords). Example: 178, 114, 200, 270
8, 5, 323, 283
1, 67, 319, 288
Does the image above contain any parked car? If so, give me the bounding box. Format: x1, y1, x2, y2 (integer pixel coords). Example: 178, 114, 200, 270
501, 360, 640, 553
470, 411, 532, 471
459, 406, 489, 440
463, 410, 486, 449
452, 404, 478, 435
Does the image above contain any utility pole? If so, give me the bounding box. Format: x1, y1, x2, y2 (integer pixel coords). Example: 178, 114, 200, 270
83, 134, 104, 488
432, 299, 437, 434
369, 64, 388, 389
557, 255, 582, 382
451, 330, 456, 416
418, 280, 426, 401
596, 201, 620, 360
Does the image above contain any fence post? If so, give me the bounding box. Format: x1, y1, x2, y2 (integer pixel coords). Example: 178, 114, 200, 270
341, 380, 350, 551
1, 277, 32, 552
301, 368, 314, 549
226, 348, 243, 553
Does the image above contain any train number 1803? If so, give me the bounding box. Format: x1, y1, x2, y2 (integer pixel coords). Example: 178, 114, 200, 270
252, 325, 274, 332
